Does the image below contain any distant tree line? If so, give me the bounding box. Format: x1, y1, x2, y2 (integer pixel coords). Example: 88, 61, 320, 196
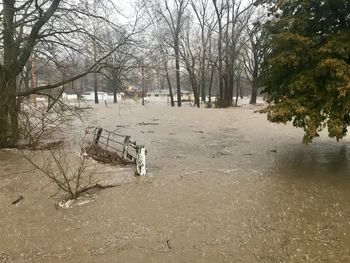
1, 0, 348, 147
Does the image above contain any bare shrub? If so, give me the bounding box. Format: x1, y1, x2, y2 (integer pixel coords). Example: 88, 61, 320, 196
18, 99, 86, 149
22, 146, 98, 200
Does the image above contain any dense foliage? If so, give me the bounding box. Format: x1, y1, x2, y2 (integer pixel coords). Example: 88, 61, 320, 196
260, 0, 350, 143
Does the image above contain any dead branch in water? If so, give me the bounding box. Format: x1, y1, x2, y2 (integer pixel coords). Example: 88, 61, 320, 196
22, 145, 98, 200
12, 196, 24, 205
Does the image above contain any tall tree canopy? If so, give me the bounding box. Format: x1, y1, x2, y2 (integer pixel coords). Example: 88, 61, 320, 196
260, 0, 350, 143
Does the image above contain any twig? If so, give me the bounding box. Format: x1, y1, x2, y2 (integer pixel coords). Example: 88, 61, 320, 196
267, 148, 277, 154
12, 195, 24, 205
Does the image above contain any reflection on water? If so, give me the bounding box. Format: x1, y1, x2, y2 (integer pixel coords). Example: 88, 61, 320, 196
255, 142, 350, 261
274, 142, 350, 182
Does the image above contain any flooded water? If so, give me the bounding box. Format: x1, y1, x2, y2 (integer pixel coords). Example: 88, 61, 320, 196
1, 102, 350, 262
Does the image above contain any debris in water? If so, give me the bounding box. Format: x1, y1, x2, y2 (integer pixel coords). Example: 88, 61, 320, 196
57, 199, 74, 209
56, 196, 95, 209
12, 195, 24, 205
166, 239, 171, 250
137, 122, 159, 126
84, 144, 131, 166
267, 148, 277, 154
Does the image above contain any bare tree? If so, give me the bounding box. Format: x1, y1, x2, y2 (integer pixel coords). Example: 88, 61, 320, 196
211, 0, 254, 107
160, 45, 176, 106
242, 16, 268, 104
103, 29, 136, 103
142, 0, 189, 107
190, 0, 217, 105
0, 0, 138, 147
23, 146, 98, 200
212, 0, 226, 106
179, 16, 201, 107
226, 0, 254, 106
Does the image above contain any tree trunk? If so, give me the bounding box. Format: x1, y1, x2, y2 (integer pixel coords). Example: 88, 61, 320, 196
191, 74, 200, 108
164, 59, 174, 107
113, 83, 117, 104
228, 71, 234, 106
223, 2, 231, 108
94, 72, 99, 104
250, 67, 259, 104
208, 64, 214, 107
166, 74, 174, 107
174, 45, 181, 107
200, 30, 206, 104
213, 0, 224, 107
0, 72, 18, 147
250, 79, 258, 104
195, 85, 200, 108
217, 52, 224, 106
141, 59, 145, 106
223, 66, 234, 107
9, 94, 19, 143
0, 78, 9, 146
112, 69, 118, 104
200, 69, 206, 104
93, 0, 99, 104
239, 81, 243, 99
235, 71, 241, 107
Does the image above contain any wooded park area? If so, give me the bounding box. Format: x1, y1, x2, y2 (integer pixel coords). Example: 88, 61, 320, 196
1, 0, 348, 147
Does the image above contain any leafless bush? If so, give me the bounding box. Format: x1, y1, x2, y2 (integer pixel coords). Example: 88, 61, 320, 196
22, 146, 97, 200
18, 99, 85, 149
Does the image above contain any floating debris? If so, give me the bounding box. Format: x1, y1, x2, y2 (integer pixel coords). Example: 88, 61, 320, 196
84, 145, 131, 166
267, 148, 277, 154
166, 239, 171, 250
56, 195, 96, 209
12, 195, 24, 205
137, 122, 159, 126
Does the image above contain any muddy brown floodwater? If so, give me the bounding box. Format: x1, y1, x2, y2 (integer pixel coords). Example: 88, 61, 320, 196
1, 101, 350, 262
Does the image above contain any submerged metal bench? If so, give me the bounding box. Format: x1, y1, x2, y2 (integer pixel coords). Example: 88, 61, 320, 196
93, 127, 146, 176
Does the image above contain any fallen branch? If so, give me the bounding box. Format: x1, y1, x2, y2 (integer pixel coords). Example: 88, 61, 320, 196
12, 195, 24, 205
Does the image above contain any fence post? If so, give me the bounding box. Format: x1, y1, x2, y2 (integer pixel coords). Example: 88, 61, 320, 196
122, 136, 131, 160
136, 145, 146, 176
94, 127, 103, 145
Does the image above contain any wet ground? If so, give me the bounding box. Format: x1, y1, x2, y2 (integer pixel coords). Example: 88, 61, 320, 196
1, 101, 350, 262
